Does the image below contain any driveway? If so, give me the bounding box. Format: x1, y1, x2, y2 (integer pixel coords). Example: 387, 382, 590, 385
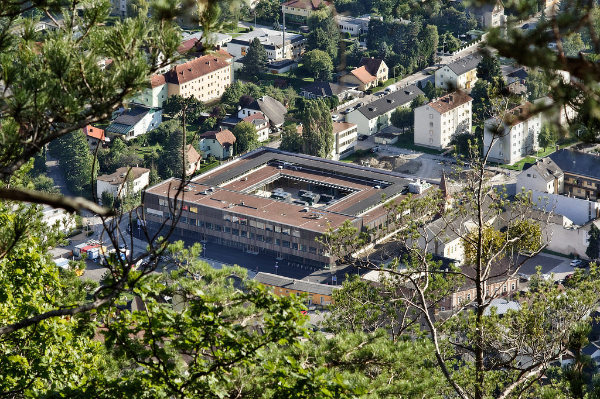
517, 252, 573, 281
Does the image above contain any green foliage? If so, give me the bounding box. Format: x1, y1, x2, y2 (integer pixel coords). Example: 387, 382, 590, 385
429, 6, 477, 36
450, 132, 482, 158
162, 95, 205, 124
242, 38, 268, 80
477, 52, 503, 86
440, 32, 462, 53
303, 49, 334, 82
422, 80, 445, 100
470, 79, 493, 124
586, 223, 600, 260
254, 0, 280, 25
221, 81, 298, 113
232, 121, 259, 155
525, 68, 550, 101
410, 94, 428, 109
563, 33, 586, 57
390, 106, 413, 131
101, 191, 115, 208
48, 130, 98, 197
280, 122, 303, 153
538, 124, 559, 150
300, 99, 334, 158
307, 8, 340, 60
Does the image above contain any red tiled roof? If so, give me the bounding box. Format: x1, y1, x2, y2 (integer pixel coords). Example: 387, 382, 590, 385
178, 38, 200, 54
243, 112, 268, 124
83, 125, 105, 141
150, 74, 166, 88
164, 53, 231, 85
187, 144, 201, 164
360, 57, 383, 76
428, 91, 473, 114
201, 129, 236, 146
282, 0, 331, 10
350, 66, 376, 84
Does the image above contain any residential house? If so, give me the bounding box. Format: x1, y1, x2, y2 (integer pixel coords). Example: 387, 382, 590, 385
281, 0, 332, 24
505, 67, 528, 96
441, 260, 520, 312
97, 166, 150, 201
346, 85, 425, 135
339, 58, 388, 91
549, 149, 600, 201
238, 95, 287, 133
299, 81, 357, 101
516, 157, 564, 194
186, 145, 202, 176
242, 112, 270, 142
83, 125, 107, 149
435, 53, 483, 91
226, 28, 305, 61
177, 32, 232, 57
42, 205, 75, 233
483, 102, 542, 165
164, 51, 233, 104
335, 15, 370, 36
105, 105, 163, 141
468, 0, 505, 28
297, 122, 358, 159
199, 129, 236, 160
134, 74, 168, 108
414, 91, 473, 150
253, 272, 337, 306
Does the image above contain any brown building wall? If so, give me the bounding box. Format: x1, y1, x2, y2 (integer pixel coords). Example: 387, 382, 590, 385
564, 172, 600, 201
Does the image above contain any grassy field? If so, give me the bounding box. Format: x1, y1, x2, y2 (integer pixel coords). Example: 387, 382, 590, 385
498, 137, 579, 171
195, 159, 220, 175
393, 132, 445, 155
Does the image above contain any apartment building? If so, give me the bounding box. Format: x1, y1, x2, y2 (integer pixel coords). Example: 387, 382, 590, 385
281, 0, 332, 24
414, 91, 473, 150
435, 53, 482, 91
226, 28, 305, 61
346, 85, 425, 135
164, 52, 233, 103
549, 149, 600, 201
483, 102, 542, 165
253, 272, 337, 306
468, 0, 505, 28
97, 167, 150, 201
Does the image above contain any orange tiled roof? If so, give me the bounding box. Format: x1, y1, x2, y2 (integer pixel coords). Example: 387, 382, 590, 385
200, 129, 236, 147
350, 66, 376, 84
83, 125, 105, 141
150, 74, 166, 88
164, 53, 232, 85
187, 144, 201, 164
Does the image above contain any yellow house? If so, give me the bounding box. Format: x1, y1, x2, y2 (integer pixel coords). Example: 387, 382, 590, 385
282, 0, 332, 24
164, 50, 233, 103
253, 272, 337, 306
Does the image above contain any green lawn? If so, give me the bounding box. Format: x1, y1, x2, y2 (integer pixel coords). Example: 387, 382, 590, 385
340, 149, 372, 163
371, 78, 400, 93
498, 138, 580, 171
133, 144, 161, 157
393, 132, 445, 155
195, 159, 220, 175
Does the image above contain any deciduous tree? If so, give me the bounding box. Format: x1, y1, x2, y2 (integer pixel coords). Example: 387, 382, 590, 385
232, 121, 260, 155
300, 99, 334, 158
303, 49, 334, 81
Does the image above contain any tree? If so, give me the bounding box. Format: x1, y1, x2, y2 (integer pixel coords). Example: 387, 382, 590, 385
410, 94, 428, 109
254, 0, 280, 25
390, 107, 413, 131
470, 79, 493, 124
280, 123, 303, 153
158, 127, 185, 179
101, 191, 116, 208
300, 99, 334, 158
440, 32, 462, 53
423, 80, 444, 100
232, 121, 260, 155
563, 33, 586, 57
319, 128, 600, 399
477, 52, 503, 86
525, 68, 550, 101
242, 38, 268, 80
307, 7, 340, 60
586, 224, 600, 260
303, 49, 334, 81
538, 124, 558, 150
162, 95, 204, 124
49, 130, 98, 197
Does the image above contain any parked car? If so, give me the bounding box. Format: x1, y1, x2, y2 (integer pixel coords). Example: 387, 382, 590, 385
357, 135, 368, 141
331, 114, 341, 121
570, 259, 585, 268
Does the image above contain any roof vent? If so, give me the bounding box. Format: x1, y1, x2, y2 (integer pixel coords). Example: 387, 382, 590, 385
405, 90, 413, 95
386, 99, 394, 103
120, 173, 126, 178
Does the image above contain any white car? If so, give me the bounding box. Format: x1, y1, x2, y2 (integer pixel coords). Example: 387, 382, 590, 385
331, 114, 341, 121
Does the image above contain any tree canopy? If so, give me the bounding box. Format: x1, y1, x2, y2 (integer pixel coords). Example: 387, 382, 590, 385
303, 49, 334, 82
300, 99, 334, 158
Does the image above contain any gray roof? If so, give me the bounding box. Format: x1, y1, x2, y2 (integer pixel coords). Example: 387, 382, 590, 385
247, 95, 287, 126
522, 158, 563, 182
354, 84, 424, 120
112, 106, 151, 127
105, 122, 133, 135
253, 272, 338, 295
549, 149, 600, 180
300, 82, 356, 98
445, 53, 483, 76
